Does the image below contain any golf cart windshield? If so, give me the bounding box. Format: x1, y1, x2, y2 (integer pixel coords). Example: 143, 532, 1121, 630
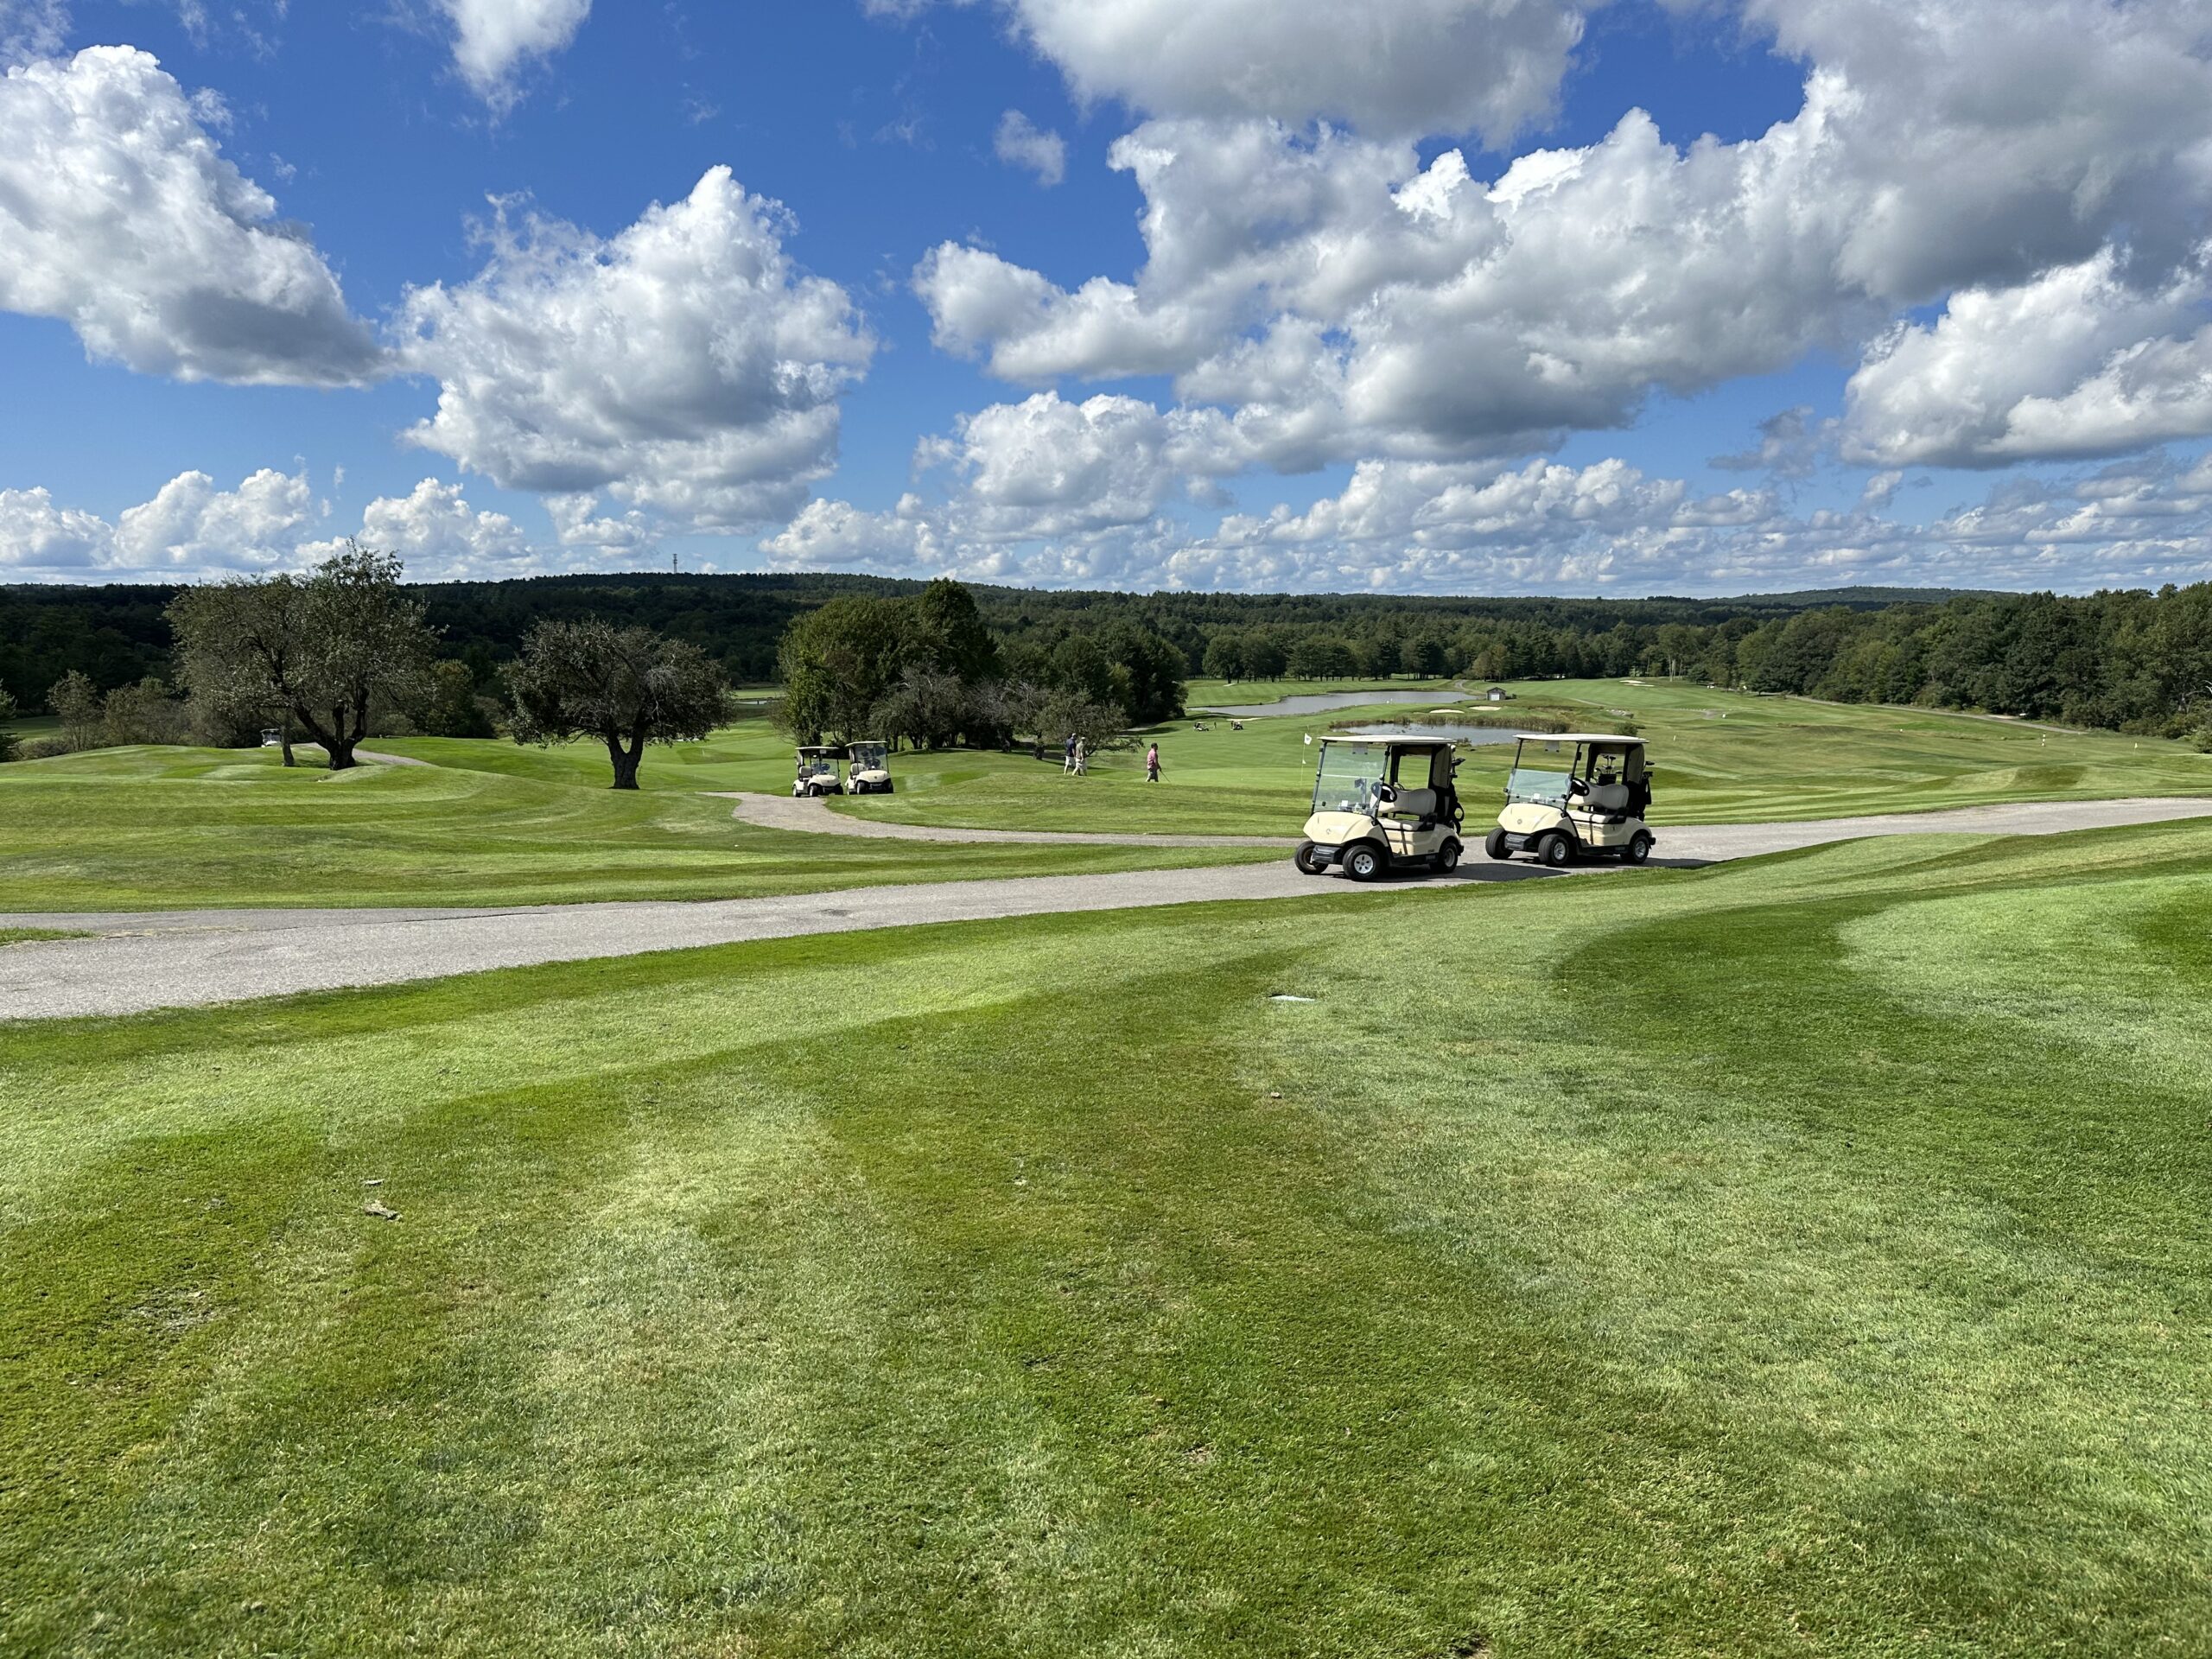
847, 742, 887, 772
797, 753, 840, 783
1312, 741, 1387, 814
1508, 739, 1580, 808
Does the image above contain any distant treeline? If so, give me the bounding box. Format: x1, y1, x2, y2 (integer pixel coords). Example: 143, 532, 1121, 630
7, 572, 2211, 738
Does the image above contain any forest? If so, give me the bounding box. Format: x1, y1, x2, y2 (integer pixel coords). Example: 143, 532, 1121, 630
6, 572, 2212, 741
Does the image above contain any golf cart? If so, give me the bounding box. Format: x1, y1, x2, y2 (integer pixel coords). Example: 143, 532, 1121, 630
1294, 734, 1465, 880
1486, 734, 1655, 866
792, 746, 845, 798
845, 740, 894, 795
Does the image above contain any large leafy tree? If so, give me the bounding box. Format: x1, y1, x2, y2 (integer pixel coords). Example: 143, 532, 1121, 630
505, 619, 730, 790
776, 595, 922, 744
915, 576, 1001, 683
168, 544, 437, 771
0, 680, 17, 764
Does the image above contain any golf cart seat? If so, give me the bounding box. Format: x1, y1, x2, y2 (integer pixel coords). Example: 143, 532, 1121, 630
1382, 785, 1440, 819
1584, 781, 1630, 813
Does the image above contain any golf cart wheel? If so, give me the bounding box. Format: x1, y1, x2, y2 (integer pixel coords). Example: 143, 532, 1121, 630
1344, 843, 1386, 881
1434, 838, 1461, 874
1484, 828, 1511, 861
1624, 830, 1654, 865
1537, 833, 1573, 868
1294, 841, 1329, 876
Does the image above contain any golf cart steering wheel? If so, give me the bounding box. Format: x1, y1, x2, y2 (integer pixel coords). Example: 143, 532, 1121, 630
1567, 776, 1590, 798
1373, 781, 1398, 806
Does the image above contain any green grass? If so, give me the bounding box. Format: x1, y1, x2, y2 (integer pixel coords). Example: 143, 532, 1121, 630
6, 681, 2207, 912
0, 730, 1272, 912
9, 819, 2212, 1654
0, 927, 83, 945
830, 677, 2212, 836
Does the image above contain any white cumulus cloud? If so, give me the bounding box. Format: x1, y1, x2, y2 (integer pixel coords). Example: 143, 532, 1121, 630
0, 486, 111, 570
1845, 248, 2212, 467
395, 167, 875, 533
307, 478, 534, 577
436, 0, 590, 108
0, 48, 381, 385
877, 0, 1587, 143
112, 468, 321, 569
994, 109, 1065, 187
915, 0, 2212, 471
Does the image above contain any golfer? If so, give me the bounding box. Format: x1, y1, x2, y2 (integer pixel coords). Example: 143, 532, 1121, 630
1145, 742, 1161, 782
1064, 734, 1077, 772
1073, 737, 1088, 775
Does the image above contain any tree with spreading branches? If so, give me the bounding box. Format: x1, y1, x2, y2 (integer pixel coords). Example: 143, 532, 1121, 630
505, 618, 730, 790
168, 543, 436, 771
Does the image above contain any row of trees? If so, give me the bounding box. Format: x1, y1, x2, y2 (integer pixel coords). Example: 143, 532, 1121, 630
776, 577, 1186, 753
1697, 588, 2212, 735
0, 546, 731, 789
16, 562, 2212, 744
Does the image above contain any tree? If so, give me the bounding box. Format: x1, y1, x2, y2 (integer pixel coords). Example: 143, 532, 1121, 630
1033, 690, 1129, 757
1098, 623, 1188, 723
505, 619, 730, 790
915, 577, 1001, 684
1202, 633, 1247, 681
0, 680, 17, 764
415, 658, 496, 738
1287, 634, 1353, 679
777, 596, 921, 744
168, 544, 437, 771
100, 678, 189, 746
49, 670, 102, 753
869, 664, 970, 750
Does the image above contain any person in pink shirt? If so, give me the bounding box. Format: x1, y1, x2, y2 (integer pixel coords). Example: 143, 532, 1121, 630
1145, 743, 1161, 782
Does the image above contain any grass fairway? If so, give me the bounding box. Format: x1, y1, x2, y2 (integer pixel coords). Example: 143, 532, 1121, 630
8, 821, 2212, 1653
5, 685, 2205, 911
831, 677, 2212, 836
0, 734, 1272, 912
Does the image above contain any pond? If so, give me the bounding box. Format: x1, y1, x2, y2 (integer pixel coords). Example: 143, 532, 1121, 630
1335, 722, 1524, 745
1197, 690, 1452, 717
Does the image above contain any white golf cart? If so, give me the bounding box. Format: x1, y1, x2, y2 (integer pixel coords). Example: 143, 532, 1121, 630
792, 746, 845, 798
845, 741, 894, 795
1485, 734, 1655, 866
1294, 733, 1465, 880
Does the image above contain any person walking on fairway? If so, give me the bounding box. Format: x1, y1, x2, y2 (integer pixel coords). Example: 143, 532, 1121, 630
1073, 737, 1088, 775
1064, 734, 1077, 773
1145, 742, 1161, 782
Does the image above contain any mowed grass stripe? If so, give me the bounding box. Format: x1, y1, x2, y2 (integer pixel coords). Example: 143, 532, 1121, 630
7, 827, 2212, 1651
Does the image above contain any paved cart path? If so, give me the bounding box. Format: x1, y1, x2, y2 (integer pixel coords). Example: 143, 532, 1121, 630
714, 791, 1294, 846
4, 796, 2209, 1022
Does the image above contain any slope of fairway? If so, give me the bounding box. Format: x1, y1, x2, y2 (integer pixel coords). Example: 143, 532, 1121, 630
829, 677, 2212, 836
7, 819, 2212, 1655
0, 740, 1271, 912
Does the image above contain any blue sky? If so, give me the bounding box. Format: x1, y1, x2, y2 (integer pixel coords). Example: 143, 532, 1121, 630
2, 0, 2209, 593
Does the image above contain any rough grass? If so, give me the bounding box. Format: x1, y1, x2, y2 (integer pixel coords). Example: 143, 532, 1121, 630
8, 819, 2212, 1654
0, 733, 1273, 912
0, 928, 82, 945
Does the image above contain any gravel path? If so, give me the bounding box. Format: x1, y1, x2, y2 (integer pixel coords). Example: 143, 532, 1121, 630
5, 796, 2208, 1022
715, 791, 1293, 846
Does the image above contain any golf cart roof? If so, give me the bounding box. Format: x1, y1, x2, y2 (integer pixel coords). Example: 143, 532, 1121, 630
795, 745, 843, 757
1523, 733, 1644, 746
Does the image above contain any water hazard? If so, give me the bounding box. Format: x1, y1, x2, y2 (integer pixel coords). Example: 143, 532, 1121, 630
1197, 690, 1454, 718
1341, 722, 1523, 745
